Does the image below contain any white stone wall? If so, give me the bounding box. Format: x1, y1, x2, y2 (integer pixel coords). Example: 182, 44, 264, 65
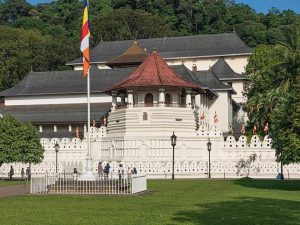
5, 93, 113, 106
1, 127, 300, 179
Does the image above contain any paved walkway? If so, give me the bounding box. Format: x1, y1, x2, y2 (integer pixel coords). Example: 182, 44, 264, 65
0, 184, 30, 198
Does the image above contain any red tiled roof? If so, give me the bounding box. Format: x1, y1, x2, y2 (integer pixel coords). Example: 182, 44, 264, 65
106, 51, 199, 91
105, 41, 148, 67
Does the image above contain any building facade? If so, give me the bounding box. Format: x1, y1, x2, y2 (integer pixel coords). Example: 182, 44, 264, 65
1, 33, 299, 178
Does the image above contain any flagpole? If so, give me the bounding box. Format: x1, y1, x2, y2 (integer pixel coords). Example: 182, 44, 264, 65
78, 0, 96, 180
87, 67, 91, 172
86, 0, 92, 175
86, 0, 93, 174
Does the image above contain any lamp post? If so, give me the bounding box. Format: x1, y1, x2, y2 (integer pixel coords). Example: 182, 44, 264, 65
54, 142, 60, 173
207, 139, 212, 178
170, 132, 177, 180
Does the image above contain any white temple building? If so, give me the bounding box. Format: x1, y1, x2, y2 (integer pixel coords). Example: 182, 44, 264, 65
0, 33, 299, 178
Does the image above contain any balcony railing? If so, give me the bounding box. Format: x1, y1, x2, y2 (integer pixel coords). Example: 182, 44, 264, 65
115, 103, 188, 109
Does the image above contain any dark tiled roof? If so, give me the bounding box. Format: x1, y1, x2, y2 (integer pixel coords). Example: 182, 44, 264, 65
194, 70, 236, 93
106, 41, 148, 68
171, 65, 234, 93
0, 65, 230, 97
0, 66, 135, 97
211, 58, 248, 80
67, 33, 252, 65
0, 103, 111, 123
171, 65, 217, 96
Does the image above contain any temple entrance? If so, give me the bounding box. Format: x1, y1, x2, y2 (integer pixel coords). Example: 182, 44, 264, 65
145, 93, 153, 106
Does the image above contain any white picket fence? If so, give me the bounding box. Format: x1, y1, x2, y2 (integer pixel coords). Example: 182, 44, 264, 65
30, 173, 147, 195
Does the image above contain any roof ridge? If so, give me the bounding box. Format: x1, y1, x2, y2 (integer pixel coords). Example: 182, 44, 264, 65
153, 52, 164, 85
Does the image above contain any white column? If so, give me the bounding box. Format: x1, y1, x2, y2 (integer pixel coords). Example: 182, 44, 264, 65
158, 88, 165, 106
195, 94, 200, 109
127, 90, 133, 108
200, 94, 204, 113
84, 124, 87, 134
68, 124, 72, 132
112, 91, 117, 111
39, 125, 43, 133
54, 125, 57, 133
186, 90, 192, 107
206, 95, 210, 129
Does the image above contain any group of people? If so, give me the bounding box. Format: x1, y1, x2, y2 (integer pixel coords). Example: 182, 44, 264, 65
97, 162, 137, 179
8, 166, 31, 180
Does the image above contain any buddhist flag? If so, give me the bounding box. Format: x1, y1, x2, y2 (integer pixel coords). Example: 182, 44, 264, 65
214, 111, 218, 124
80, 0, 90, 77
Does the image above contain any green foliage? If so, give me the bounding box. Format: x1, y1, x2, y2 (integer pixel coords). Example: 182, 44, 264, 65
0, 0, 299, 96
92, 8, 175, 43
0, 115, 44, 166
245, 27, 300, 164
0, 25, 78, 91
0, 0, 33, 24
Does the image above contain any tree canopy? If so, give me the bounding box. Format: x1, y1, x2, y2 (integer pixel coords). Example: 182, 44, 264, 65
0, 115, 44, 167
245, 27, 300, 164
0, 0, 299, 92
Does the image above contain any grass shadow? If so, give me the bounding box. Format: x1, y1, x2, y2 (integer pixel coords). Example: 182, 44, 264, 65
233, 178, 300, 191
171, 197, 300, 225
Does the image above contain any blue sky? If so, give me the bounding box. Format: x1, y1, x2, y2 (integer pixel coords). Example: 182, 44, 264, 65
27, 0, 300, 14
235, 0, 300, 13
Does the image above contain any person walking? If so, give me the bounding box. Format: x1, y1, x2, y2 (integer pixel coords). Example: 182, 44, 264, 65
104, 163, 110, 179
98, 162, 103, 178
9, 165, 14, 180
21, 168, 25, 179
118, 164, 124, 181
26, 167, 31, 179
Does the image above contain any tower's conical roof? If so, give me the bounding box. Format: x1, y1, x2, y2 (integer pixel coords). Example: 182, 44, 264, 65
105, 41, 148, 68
106, 51, 200, 92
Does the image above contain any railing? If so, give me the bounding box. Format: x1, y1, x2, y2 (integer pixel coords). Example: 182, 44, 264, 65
30, 173, 147, 195
116, 103, 188, 108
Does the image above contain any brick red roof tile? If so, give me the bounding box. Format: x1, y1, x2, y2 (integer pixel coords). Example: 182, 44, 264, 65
106, 51, 200, 91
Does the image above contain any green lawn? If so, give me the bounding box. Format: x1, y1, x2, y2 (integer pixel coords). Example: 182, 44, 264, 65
0, 179, 27, 186
0, 179, 299, 225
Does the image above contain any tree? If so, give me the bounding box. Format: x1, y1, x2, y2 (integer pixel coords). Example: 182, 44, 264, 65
0, 0, 32, 24
0, 25, 79, 91
236, 154, 259, 177
0, 115, 44, 167
92, 8, 175, 43
245, 27, 300, 164
270, 27, 300, 164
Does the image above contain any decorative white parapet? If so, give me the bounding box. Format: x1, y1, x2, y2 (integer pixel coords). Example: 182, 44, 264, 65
1, 129, 300, 179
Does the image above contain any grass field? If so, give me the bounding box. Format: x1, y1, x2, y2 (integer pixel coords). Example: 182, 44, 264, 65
0, 179, 27, 186
0, 179, 299, 225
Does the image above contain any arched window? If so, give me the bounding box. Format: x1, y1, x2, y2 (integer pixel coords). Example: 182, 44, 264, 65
165, 94, 171, 105
145, 93, 153, 106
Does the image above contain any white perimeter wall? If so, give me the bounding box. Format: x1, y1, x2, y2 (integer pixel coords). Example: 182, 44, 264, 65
5, 93, 114, 106
1, 128, 300, 179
